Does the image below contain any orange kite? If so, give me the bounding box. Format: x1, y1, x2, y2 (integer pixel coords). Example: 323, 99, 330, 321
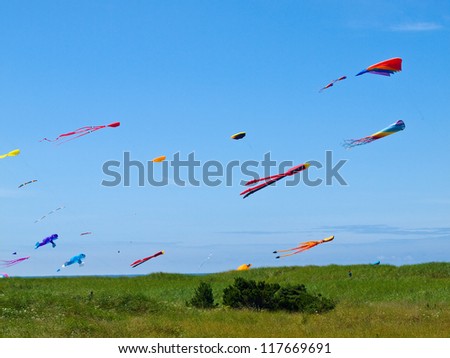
273, 236, 334, 258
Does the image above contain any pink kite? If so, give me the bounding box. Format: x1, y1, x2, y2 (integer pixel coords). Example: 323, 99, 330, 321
41, 122, 120, 144
240, 163, 310, 199
0, 256, 30, 268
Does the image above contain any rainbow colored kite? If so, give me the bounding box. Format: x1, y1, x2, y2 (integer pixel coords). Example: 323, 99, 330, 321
343, 120, 405, 148
356, 57, 402, 77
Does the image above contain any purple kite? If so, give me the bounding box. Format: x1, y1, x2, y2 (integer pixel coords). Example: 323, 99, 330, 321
35, 234, 59, 249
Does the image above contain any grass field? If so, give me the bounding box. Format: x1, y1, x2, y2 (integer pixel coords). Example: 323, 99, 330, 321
1, 263, 449, 338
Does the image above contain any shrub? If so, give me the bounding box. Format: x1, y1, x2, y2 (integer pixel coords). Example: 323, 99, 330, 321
222, 278, 335, 314
187, 282, 217, 309
222, 277, 280, 310
275, 284, 336, 314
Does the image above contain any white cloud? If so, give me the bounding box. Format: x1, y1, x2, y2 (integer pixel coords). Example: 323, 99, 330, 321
390, 22, 443, 32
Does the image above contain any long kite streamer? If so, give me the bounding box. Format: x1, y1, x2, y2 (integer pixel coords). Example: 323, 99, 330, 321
130, 250, 164, 268
343, 120, 406, 148
273, 236, 334, 259
240, 163, 310, 199
0, 256, 30, 268
41, 121, 120, 144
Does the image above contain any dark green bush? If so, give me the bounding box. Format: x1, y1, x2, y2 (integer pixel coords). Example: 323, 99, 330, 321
222, 277, 280, 310
275, 284, 335, 313
187, 282, 217, 309
222, 278, 335, 313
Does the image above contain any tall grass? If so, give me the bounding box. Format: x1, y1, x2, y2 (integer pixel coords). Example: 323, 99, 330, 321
0, 263, 448, 337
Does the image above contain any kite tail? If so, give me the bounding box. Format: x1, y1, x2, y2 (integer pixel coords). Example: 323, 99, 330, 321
35, 242, 41, 249
342, 137, 374, 149
275, 248, 309, 258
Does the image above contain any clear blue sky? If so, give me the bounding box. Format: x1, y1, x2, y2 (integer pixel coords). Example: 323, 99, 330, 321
1, 0, 449, 277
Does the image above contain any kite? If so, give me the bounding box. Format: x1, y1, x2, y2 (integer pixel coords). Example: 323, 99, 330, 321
80, 232, 92, 236
240, 163, 310, 199
34, 206, 65, 223
273, 235, 334, 259
57, 254, 86, 272
231, 132, 246, 140
0, 149, 20, 159
237, 263, 252, 271
18, 180, 37, 188
371, 260, 381, 266
319, 76, 347, 92
1, 273, 9, 278
130, 250, 164, 268
343, 120, 405, 148
40, 121, 120, 144
0, 256, 30, 268
356, 57, 402, 77
35, 234, 59, 249
152, 155, 166, 162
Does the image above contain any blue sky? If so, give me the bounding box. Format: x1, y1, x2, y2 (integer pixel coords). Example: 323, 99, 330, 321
1, 0, 449, 277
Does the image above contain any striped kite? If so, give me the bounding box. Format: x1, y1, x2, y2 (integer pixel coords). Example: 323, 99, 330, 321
319, 76, 347, 92
356, 57, 402, 77
18, 180, 37, 188
343, 120, 405, 148
273, 236, 334, 259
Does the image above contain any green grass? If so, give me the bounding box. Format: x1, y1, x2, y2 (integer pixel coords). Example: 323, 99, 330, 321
1, 263, 449, 337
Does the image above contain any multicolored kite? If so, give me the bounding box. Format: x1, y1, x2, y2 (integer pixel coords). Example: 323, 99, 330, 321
130, 250, 164, 268
1, 273, 10, 278
35, 234, 59, 249
0, 149, 20, 159
18, 180, 38, 188
237, 264, 252, 271
273, 235, 334, 258
0, 256, 30, 267
319, 76, 347, 92
231, 132, 246, 140
343, 120, 406, 148
41, 121, 120, 144
356, 57, 402, 77
240, 163, 310, 199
